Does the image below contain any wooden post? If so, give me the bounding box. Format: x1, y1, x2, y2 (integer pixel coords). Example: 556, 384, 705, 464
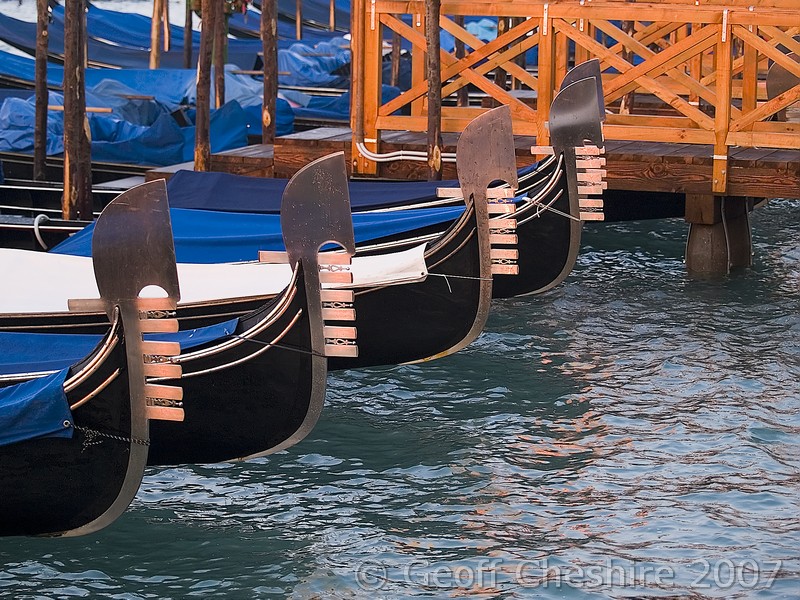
62, 0, 91, 220
329, 0, 335, 31
536, 7, 555, 146
685, 194, 752, 276
713, 15, 732, 194
619, 18, 637, 114
296, 0, 302, 40
183, 0, 193, 68
261, 0, 277, 144
163, 0, 171, 52
150, 0, 163, 69
194, 0, 215, 171
33, 0, 49, 181
454, 15, 469, 107
494, 16, 509, 91
213, 2, 226, 108
390, 30, 401, 88
741, 36, 758, 129
425, 0, 443, 181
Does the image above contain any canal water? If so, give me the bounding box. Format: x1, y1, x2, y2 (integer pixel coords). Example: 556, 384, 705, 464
0, 199, 797, 598
1, 1, 799, 597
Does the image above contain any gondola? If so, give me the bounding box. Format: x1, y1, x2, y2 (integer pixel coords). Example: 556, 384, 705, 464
0, 177, 184, 536
2, 64, 607, 301
0, 107, 518, 372
0, 153, 363, 465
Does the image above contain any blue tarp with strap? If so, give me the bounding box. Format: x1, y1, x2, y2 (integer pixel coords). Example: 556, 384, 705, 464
50, 205, 464, 263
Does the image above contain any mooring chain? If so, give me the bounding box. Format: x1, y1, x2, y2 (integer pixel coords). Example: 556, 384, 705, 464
75, 424, 151, 452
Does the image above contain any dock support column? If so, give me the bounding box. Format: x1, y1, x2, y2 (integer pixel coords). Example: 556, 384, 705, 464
685, 194, 752, 276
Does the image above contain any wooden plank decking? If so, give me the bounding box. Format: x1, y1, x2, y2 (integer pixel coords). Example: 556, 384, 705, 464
274, 127, 800, 198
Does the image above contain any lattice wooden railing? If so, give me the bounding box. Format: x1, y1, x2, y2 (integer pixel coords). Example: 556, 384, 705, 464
350, 0, 800, 193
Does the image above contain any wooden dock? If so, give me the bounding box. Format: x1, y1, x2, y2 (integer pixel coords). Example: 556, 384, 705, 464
273, 127, 800, 199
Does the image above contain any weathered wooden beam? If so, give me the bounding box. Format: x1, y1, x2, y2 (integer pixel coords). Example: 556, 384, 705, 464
33, 0, 49, 182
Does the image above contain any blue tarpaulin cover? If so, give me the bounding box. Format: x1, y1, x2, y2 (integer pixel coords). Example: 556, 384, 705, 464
0, 12, 257, 70
165, 169, 455, 213
0, 318, 239, 378
0, 368, 72, 447
0, 95, 249, 166
0, 318, 239, 446
51, 205, 463, 263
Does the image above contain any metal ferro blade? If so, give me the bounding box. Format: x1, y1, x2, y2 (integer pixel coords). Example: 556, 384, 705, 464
90, 179, 181, 318
280, 151, 356, 267
457, 105, 518, 198
66, 179, 181, 536
559, 58, 605, 123
549, 77, 606, 151
766, 51, 800, 104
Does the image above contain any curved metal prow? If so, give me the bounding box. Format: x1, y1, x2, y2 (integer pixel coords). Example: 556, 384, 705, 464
281, 152, 356, 267
550, 76, 605, 151
457, 105, 519, 198
549, 76, 607, 226
559, 58, 606, 123
766, 50, 799, 122
66, 180, 182, 536
280, 151, 357, 359
91, 180, 180, 317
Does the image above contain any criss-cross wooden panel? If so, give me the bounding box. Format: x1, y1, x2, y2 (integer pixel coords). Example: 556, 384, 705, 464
351, 0, 800, 192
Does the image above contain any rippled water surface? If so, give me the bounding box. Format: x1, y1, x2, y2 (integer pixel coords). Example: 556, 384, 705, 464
1, 199, 797, 599
1, 3, 799, 596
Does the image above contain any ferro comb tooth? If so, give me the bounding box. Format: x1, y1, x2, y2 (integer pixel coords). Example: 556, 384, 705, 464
322, 308, 356, 321
319, 271, 353, 285
489, 233, 518, 245
259, 250, 289, 263
145, 383, 184, 401
146, 406, 184, 422
321, 289, 354, 303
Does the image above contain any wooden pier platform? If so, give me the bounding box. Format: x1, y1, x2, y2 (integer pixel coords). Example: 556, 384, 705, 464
273, 127, 800, 199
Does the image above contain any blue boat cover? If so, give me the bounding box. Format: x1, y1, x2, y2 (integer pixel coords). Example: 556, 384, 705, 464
51, 205, 463, 263
0, 368, 72, 447
0, 95, 249, 166
0, 13, 258, 71
166, 168, 455, 213
0, 318, 239, 446
0, 319, 239, 377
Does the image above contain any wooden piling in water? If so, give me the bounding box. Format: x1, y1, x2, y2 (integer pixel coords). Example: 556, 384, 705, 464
62, 0, 91, 220
183, 0, 193, 68
213, 0, 226, 108
261, 0, 278, 144
33, 0, 49, 182
150, 0, 163, 69
425, 0, 443, 181
194, 0, 215, 171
